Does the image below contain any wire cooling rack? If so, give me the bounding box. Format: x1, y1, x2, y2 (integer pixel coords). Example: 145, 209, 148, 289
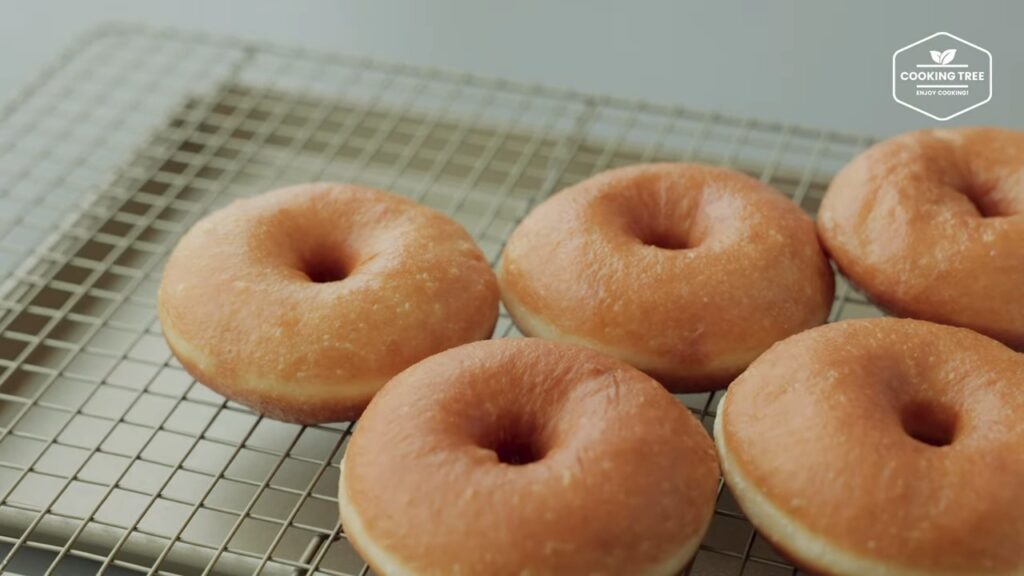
0, 25, 884, 576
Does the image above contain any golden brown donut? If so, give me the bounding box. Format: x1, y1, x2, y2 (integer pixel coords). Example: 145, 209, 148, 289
716, 318, 1024, 576
499, 163, 834, 392
158, 183, 498, 424
818, 127, 1024, 350
338, 338, 720, 575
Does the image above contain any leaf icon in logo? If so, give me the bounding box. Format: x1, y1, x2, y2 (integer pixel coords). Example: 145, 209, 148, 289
930, 50, 944, 64
940, 49, 957, 64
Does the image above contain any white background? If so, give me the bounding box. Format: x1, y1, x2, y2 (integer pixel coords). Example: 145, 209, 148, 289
0, 1, 1020, 138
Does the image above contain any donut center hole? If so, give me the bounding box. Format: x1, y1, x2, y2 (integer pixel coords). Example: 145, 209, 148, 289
960, 182, 1016, 218
492, 437, 543, 465
900, 400, 958, 447
303, 254, 348, 283
486, 422, 547, 466
618, 185, 701, 250
638, 228, 691, 250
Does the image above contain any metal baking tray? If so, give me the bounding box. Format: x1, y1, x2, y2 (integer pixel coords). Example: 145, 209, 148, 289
0, 25, 883, 575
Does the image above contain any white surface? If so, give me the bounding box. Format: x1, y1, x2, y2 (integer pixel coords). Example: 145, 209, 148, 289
1, 0, 1020, 138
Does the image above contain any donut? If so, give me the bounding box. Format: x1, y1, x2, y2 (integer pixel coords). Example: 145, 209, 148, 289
158, 183, 499, 424
338, 338, 720, 575
716, 318, 1024, 575
499, 163, 834, 392
818, 127, 1024, 350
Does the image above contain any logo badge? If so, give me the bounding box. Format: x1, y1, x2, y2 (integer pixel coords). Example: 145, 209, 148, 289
892, 32, 992, 121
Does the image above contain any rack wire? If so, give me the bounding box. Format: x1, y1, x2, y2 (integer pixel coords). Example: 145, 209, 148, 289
0, 25, 884, 576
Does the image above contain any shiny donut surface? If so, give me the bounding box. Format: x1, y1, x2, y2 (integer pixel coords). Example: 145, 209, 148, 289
717, 318, 1024, 575
501, 163, 834, 391
339, 338, 720, 576
158, 183, 499, 423
819, 127, 1024, 349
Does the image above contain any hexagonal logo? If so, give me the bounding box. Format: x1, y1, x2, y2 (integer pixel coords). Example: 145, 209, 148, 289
893, 32, 992, 121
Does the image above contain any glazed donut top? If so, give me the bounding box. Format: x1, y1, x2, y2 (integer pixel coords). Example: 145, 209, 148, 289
342, 338, 719, 575
719, 318, 1024, 574
501, 163, 833, 389
158, 183, 498, 421
819, 127, 1024, 349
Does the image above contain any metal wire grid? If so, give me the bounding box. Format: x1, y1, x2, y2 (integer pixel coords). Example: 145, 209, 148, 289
0, 26, 883, 576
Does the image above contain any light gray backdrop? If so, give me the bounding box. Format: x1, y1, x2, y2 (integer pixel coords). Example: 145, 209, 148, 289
0, 0, 1020, 138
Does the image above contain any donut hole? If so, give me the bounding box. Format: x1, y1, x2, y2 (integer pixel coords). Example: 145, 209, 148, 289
959, 182, 1016, 218
302, 254, 349, 283
633, 215, 696, 250
492, 436, 544, 466
485, 421, 548, 466
611, 183, 702, 250
900, 400, 958, 447
638, 228, 691, 250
